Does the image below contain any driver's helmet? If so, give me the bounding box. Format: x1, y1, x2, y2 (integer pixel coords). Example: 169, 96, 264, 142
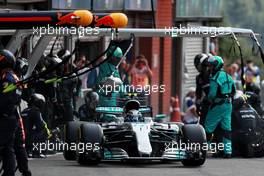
107, 46, 123, 66
194, 53, 208, 72
85, 91, 99, 110
124, 109, 143, 122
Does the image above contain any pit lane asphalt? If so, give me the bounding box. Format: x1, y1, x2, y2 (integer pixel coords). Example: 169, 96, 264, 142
26, 154, 264, 176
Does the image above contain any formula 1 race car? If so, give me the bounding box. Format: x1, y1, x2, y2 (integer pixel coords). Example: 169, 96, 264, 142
63, 97, 207, 167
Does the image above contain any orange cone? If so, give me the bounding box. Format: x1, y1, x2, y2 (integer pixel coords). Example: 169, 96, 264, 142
171, 95, 181, 122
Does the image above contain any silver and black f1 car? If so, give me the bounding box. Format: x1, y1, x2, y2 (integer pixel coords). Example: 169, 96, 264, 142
63, 97, 207, 167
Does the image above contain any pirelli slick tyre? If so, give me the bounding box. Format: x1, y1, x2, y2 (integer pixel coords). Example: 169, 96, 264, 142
239, 130, 264, 158
181, 124, 207, 167
77, 123, 103, 165
239, 143, 255, 158
253, 130, 264, 157
63, 121, 80, 161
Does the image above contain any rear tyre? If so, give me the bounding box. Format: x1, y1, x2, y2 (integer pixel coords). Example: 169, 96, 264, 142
63, 121, 80, 160
181, 124, 207, 167
239, 142, 254, 158
239, 130, 264, 158
77, 123, 103, 165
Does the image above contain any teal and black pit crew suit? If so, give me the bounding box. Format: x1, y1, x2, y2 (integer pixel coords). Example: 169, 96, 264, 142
205, 56, 236, 156
96, 46, 125, 107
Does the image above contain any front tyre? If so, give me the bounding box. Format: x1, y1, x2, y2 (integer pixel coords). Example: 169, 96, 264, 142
181, 124, 207, 167
77, 123, 104, 165
63, 121, 80, 160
